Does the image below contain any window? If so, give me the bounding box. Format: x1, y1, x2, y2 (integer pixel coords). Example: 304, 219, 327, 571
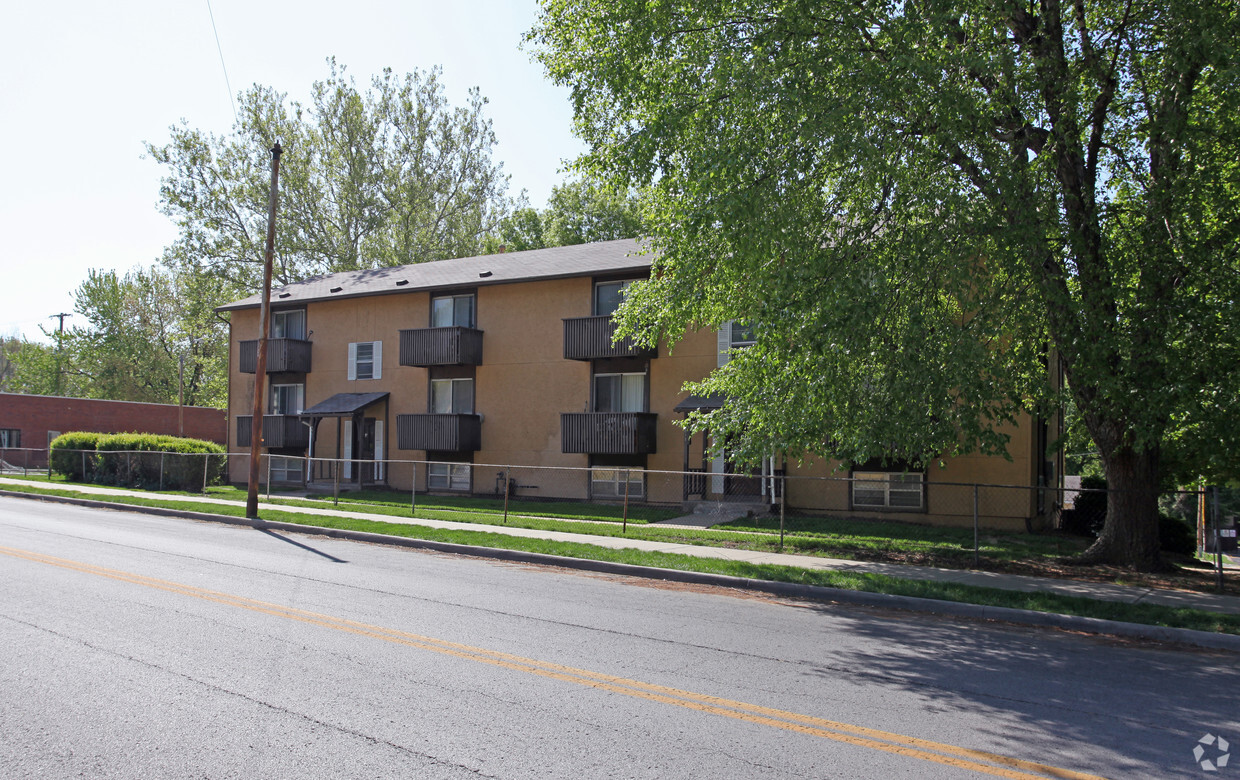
730, 321, 756, 348
270, 456, 303, 482
591, 467, 644, 498
268, 384, 304, 415
430, 378, 475, 414
0, 429, 19, 448
431, 294, 476, 328
428, 462, 471, 491
348, 341, 382, 380
271, 309, 306, 339
717, 320, 756, 366
593, 373, 646, 413
852, 472, 924, 510
594, 280, 635, 316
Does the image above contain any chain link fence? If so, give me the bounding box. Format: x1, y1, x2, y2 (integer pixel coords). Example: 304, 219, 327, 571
9, 446, 1239, 563
0, 447, 48, 475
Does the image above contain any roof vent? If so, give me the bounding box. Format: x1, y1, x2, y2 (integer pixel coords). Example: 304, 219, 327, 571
277, 292, 291, 299
478, 271, 493, 278
395, 279, 409, 286
330, 286, 343, 293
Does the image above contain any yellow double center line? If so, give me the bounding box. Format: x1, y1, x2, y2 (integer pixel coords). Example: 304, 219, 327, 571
1, 544, 1106, 779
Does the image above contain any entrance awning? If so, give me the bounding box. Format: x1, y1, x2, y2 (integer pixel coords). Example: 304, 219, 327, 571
300, 392, 389, 418
673, 393, 726, 414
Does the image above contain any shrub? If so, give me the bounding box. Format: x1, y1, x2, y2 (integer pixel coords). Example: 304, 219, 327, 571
1062, 476, 1108, 537
49, 432, 107, 480
1159, 513, 1196, 555
49, 431, 225, 491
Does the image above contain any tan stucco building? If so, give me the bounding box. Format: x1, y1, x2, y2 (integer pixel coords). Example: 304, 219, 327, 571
218, 239, 1057, 530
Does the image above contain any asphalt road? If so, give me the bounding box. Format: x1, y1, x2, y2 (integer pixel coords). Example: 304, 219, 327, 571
1, 497, 1237, 779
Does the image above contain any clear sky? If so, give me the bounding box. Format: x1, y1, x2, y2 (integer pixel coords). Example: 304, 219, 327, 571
0, 0, 584, 342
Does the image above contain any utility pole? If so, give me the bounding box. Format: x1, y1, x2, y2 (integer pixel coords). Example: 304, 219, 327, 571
50, 312, 71, 395
178, 353, 186, 436
246, 142, 283, 520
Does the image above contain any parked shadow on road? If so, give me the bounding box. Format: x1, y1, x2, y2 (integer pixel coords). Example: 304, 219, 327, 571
785, 600, 1237, 777
259, 529, 348, 563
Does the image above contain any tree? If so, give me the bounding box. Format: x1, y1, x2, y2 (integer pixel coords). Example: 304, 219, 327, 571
1, 337, 63, 396
534, 1, 1240, 570
147, 60, 517, 288
486, 178, 645, 252
6, 266, 229, 407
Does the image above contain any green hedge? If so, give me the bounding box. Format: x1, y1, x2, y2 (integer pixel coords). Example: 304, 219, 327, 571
48, 432, 107, 480
50, 432, 225, 491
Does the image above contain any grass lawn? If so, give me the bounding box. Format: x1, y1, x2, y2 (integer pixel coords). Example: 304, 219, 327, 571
4, 478, 1239, 635
721, 514, 1093, 563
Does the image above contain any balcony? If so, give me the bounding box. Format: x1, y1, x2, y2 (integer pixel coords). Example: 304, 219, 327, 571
396, 413, 482, 452
399, 327, 483, 366
563, 316, 657, 361
239, 338, 313, 374
236, 415, 310, 449
561, 412, 657, 455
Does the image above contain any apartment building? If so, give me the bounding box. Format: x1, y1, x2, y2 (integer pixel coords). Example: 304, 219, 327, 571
218, 239, 1056, 529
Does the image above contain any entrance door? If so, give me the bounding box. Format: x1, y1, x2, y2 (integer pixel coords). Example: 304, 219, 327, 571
725, 456, 763, 497
361, 418, 376, 484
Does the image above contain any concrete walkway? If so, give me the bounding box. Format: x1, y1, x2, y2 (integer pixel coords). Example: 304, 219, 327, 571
4, 477, 1237, 617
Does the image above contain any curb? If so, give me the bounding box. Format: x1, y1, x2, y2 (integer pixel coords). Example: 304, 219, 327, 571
6, 488, 1240, 653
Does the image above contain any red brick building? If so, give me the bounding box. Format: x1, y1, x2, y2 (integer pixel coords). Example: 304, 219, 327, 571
0, 393, 226, 466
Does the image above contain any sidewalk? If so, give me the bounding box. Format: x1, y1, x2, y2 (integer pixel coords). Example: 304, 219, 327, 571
4, 477, 1237, 617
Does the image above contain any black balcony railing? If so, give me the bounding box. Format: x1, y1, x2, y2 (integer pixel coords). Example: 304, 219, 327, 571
396, 413, 482, 452
239, 338, 313, 373
236, 415, 310, 449
399, 327, 484, 366
560, 412, 657, 455
562, 316, 657, 361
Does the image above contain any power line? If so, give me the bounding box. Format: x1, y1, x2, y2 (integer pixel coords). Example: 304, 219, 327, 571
205, 0, 238, 125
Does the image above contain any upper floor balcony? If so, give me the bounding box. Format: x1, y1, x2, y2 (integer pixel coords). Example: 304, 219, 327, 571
560, 412, 657, 455
396, 413, 482, 452
236, 414, 310, 449
562, 316, 657, 361
399, 327, 484, 367
239, 338, 313, 374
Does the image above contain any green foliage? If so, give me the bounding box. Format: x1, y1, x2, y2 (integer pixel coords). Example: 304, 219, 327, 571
1, 337, 67, 396
49, 432, 107, 480
50, 432, 224, 490
533, 0, 1240, 569
485, 178, 644, 253
7, 265, 230, 407
1159, 514, 1196, 556
147, 59, 516, 289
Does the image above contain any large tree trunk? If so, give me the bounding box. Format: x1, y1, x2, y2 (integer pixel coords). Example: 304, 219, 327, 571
1079, 446, 1165, 571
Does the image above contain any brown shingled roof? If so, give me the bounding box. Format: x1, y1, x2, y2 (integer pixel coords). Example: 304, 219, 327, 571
216, 238, 651, 312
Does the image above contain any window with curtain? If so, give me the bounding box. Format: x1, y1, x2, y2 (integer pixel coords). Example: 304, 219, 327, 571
271, 309, 306, 339
430, 378, 475, 414
431, 294, 476, 328
268, 384, 304, 415
594, 280, 635, 316
593, 373, 646, 413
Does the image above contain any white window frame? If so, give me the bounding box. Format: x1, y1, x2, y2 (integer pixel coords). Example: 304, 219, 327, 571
591, 467, 644, 499
430, 377, 475, 415
431, 294, 476, 328
593, 372, 646, 413
0, 429, 20, 448
348, 341, 382, 381
268, 383, 304, 415
718, 320, 756, 367
271, 309, 306, 340
428, 462, 471, 491
852, 471, 924, 510
270, 455, 303, 483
